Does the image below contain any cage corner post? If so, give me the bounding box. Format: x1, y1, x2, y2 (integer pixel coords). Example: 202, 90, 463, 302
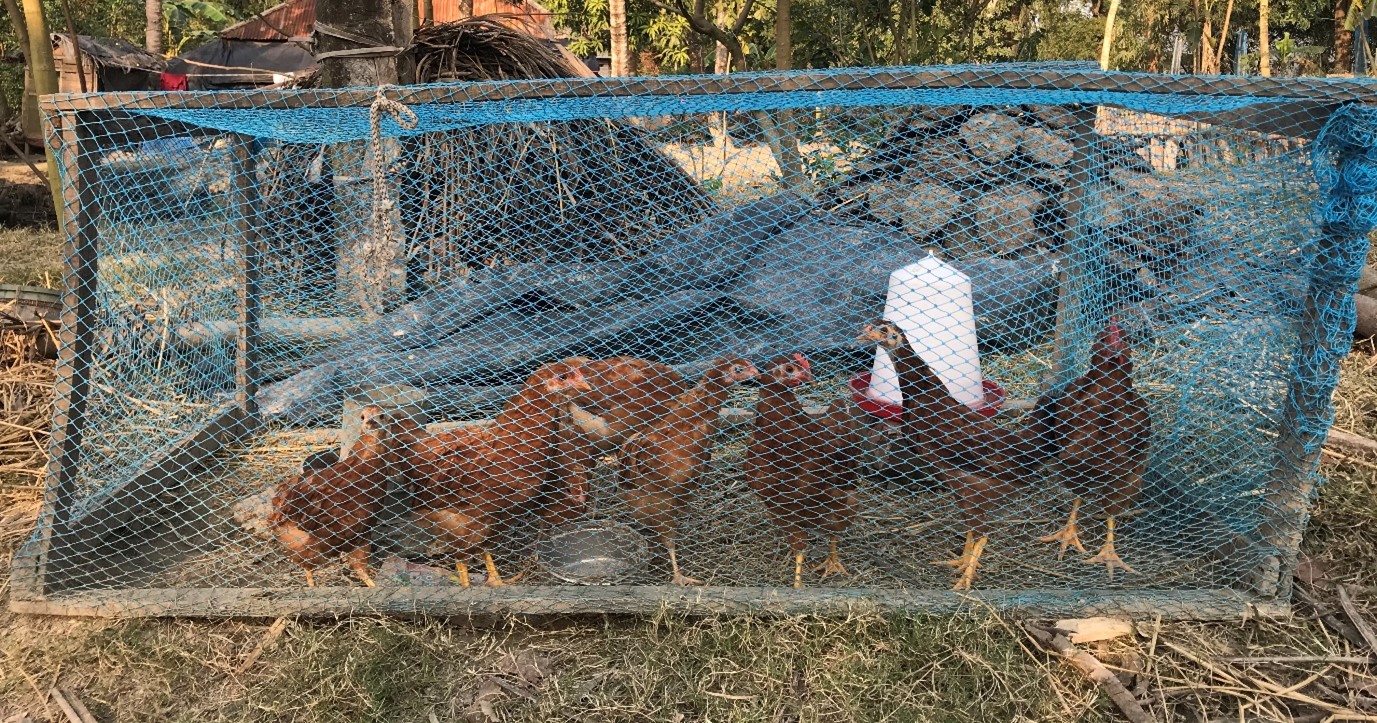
9, 107, 102, 605
1260, 103, 1377, 609
1050, 103, 1105, 384
231, 133, 264, 426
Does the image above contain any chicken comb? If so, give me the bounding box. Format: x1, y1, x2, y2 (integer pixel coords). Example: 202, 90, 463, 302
791, 353, 811, 372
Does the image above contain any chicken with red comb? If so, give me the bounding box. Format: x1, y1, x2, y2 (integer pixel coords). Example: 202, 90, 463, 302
744, 353, 863, 588
1037, 318, 1151, 577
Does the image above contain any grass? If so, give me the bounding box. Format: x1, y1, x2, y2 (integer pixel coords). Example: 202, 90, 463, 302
6, 225, 1377, 723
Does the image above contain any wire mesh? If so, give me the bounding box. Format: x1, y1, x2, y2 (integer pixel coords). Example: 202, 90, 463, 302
11, 65, 1374, 619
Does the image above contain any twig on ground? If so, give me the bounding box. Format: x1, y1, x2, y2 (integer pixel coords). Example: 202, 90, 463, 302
49, 687, 97, 723
1219, 655, 1373, 665
234, 616, 291, 675
1024, 622, 1152, 723
1338, 584, 1377, 654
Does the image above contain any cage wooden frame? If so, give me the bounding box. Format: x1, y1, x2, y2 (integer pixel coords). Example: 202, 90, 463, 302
9, 65, 1364, 620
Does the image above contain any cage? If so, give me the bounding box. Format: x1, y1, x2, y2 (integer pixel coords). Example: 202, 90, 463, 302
11, 64, 1375, 619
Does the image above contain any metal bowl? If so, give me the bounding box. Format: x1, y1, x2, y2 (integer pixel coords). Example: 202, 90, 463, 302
536, 520, 648, 585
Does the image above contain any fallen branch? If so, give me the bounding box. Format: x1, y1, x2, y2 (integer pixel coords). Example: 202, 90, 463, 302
1024, 622, 1151, 723
1338, 584, 1377, 654
49, 687, 97, 723
1326, 428, 1377, 459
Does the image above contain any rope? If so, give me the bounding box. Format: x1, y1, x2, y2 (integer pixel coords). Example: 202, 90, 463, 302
363, 85, 418, 315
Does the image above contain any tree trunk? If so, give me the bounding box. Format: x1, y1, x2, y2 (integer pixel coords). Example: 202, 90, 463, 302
767, 0, 806, 193
1258, 0, 1271, 75
1214, 0, 1235, 71
20, 0, 61, 220
775, 0, 791, 70
610, 0, 629, 75
1335, 0, 1355, 72
316, 0, 414, 315
2, 0, 40, 147
145, 0, 163, 54
1099, 0, 1121, 69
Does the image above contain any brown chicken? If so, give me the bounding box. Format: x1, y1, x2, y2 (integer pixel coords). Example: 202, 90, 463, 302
859, 320, 1062, 590
1037, 319, 1151, 577
406, 360, 592, 586
745, 353, 863, 588
620, 356, 760, 585
268, 404, 396, 587
538, 356, 689, 526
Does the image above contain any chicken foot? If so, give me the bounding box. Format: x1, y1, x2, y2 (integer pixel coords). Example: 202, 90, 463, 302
1086, 517, 1135, 578
667, 538, 702, 586
483, 550, 526, 586
813, 535, 848, 580
1038, 498, 1088, 560
347, 548, 377, 587
793, 551, 805, 589
935, 530, 989, 591
303, 569, 317, 587
454, 562, 472, 587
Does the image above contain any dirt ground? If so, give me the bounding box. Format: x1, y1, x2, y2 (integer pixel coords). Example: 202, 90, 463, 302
3, 198, 1377, 722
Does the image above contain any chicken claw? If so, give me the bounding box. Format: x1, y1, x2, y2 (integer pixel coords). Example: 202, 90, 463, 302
482, 551, 512, 586
793, 551, 806, 589
812, 536, 848, 580
303, 569, 317, 588
1086, 517, 1135, 579
347, 548, 376, 587
935, 531, 988, 591
1038, 498, 1088, 560
667, 540, 702, 586
454, 561, 471, 588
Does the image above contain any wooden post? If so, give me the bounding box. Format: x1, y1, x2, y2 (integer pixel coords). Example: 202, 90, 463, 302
1050, 106, 1102, 385
29, 110, 100, 596
231, 136, 262, 416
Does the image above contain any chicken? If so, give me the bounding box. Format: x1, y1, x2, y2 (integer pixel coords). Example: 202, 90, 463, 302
744, 353, 862, 588
268, 404, 396, 587
1037, 319, 1151, 577
538, 356, 689, 526
619, 357, 760, 585
406, 360, 592, 586
859, 320, 1062, 590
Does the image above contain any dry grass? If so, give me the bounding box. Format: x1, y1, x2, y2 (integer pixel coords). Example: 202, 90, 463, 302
6, 226, 1377, 722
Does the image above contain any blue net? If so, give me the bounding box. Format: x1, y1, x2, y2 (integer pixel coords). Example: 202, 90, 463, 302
12, 62, 1375, 619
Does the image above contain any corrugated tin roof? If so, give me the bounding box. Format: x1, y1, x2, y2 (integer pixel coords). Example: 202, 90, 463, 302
220, 0, 315, 41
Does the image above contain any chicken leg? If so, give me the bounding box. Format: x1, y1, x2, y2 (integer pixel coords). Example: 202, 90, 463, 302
1086, 517, 1135, 578
793, 551, 805, 589
813, 535, 848, 580
303, 569, 317, 587
936, 530, 989, 591
667, 538, 702, 586
1038, 498, 1088, 560
483, 551, 510, 586
347, 548, 377, 587
454, 561, 471, 587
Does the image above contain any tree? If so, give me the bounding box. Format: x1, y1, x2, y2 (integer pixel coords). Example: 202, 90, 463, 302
1259, 0, 1271, 74
611, 0, 629, 73
19, 0, 62, 219
2, 0, 40, 147
147, 0, 164, 54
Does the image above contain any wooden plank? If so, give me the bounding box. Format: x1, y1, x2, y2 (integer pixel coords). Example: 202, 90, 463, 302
38, 408, 260, 595
37, 66, 1377, 114
231, 136, 262, 416
20, 111, 104, 599
9, 585, 1287, 621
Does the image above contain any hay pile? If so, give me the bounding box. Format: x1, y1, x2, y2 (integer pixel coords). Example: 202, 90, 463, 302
0, 331, 53, 484
397, 18, 712, 292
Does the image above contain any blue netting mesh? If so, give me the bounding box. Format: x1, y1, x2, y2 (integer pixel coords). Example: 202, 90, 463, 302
12, 64, 1374, 619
